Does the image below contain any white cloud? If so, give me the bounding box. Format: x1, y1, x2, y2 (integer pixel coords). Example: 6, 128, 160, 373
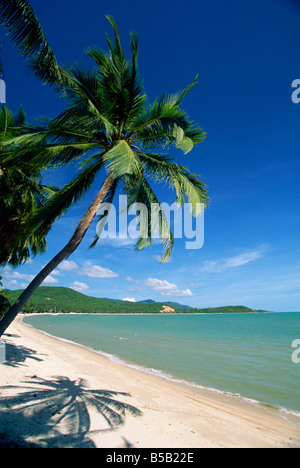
80, 264, 118, 279
122, 297, 136, 303
144, 278, 193, 297
5, 271, 35, 282
98, 238, 136, 247
7, 279, 18, 287
70, 281, 90, 292
126, 276, 135, 282
43, 275, 59, 285
3, 270, 59, 286
200, 248, 266, 273
126, 276, 141, 284
127, 287, 143, 293
59, 260, 79, 271
223, 251, 263, 268
51, 269, 62, 276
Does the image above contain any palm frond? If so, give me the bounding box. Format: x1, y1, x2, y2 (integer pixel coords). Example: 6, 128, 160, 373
139, 152, 209, 215
86, 19, 146, 131
13, 104, 26, 126
128, 102, 191, 150
1, 145, 93, 173
0, 0, 62, 84
54, 65, 119, 137
123, 176, 175, 262
167, 75, 198, 108
0, 105, 14, 137
104, 140, 142, 178
174, 125, 206, 154
105, 15, 123, 63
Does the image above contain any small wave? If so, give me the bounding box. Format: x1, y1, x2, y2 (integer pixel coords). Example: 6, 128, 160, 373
91, 347, 300, 419
22, 316, 300, 421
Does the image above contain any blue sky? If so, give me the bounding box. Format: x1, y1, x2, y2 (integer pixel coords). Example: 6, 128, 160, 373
1, 0, 299, 311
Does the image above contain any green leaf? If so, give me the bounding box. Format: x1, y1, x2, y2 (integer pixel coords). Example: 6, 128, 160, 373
139, 151, 209, 215
124, 177, 175, 262
104, 141, 142, 177
176, 135, 194, 154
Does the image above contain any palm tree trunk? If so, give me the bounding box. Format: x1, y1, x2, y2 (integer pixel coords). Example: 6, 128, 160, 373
0, 173, 114, 337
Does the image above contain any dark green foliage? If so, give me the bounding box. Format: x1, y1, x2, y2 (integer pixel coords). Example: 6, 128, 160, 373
0, 294, 11, 318
0, 106, 57, 267
6, 286, 258, 315
7, 287, 173, 314
0, 274, 11, 318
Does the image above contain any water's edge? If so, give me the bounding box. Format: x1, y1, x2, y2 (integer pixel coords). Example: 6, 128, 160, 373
21, 314, 300, 422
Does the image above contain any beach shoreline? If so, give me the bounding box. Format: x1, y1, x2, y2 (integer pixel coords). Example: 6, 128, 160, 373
21, 313, 300, 419
0, 315, 299, 448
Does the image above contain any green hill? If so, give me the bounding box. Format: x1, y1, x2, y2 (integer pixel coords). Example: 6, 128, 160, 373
6, 286, 260, 315
7, 287, 163, 314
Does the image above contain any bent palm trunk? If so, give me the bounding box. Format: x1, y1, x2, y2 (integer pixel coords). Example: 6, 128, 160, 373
0, 174, 114, 337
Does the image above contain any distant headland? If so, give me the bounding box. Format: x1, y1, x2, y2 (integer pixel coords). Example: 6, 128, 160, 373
6, 287, 272, 315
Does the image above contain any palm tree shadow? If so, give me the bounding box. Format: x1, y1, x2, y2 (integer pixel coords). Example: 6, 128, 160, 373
3, 343, 45, 368
0, 376, 142, 448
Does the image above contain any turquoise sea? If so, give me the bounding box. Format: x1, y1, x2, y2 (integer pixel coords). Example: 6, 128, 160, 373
23, 312, 300, 415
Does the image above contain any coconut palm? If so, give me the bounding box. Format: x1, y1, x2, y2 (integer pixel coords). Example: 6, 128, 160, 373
0, 105, 56, 267
0, 17, 209, 337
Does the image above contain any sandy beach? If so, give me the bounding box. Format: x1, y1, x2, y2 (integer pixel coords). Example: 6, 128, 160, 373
0, 315, 299, 449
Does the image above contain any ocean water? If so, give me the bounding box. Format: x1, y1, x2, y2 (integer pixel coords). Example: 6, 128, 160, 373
23, 312, 300, 415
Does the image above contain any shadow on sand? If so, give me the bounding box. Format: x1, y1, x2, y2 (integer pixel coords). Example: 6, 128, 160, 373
3, 342, 45, 368
1, 334, 46, 369
0, 338, 143, 448
0, 375, 142, 448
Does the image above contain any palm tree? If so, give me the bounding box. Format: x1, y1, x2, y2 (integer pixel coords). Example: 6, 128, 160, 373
0, 105, 56, 267
0, 17, 209, 337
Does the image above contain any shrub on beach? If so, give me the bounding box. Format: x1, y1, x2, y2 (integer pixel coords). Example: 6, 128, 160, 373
0, 274, 11, 318
0, 291, 11, 319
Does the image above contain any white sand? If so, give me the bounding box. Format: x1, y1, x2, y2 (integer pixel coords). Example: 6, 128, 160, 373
0, 315, 299, 448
